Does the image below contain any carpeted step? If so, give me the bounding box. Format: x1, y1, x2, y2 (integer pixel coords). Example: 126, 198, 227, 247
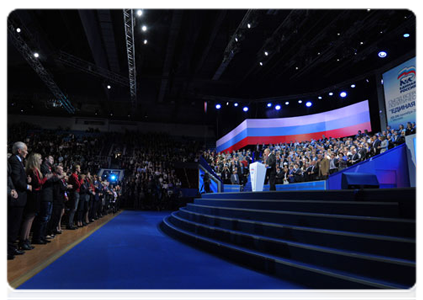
168, 213, 415, 287
185, 204, 415, 238
161, 216, 410, 289
176, 208, 415, 261
193, 198, 399, 218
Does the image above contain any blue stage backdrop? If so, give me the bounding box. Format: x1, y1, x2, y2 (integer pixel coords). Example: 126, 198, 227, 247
327, 144, 410, 190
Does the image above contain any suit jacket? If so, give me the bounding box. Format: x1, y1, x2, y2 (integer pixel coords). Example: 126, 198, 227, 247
373, 139, 381, 155
8, 155, 28, 207
7, 163, 15, 197
266, 153, 276, 174
319, 158, 330, 177
41, 162, 59, 202
230, 173, 240, 185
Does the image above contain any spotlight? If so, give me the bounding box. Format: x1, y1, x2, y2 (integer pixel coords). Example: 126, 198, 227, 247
34, 53, 39, 58
226, 102, 229, 106
107, 85, 111, 89
378, 51, 387, 58
215, 104, 221, 110
143, 39, 147, 44
360, 41, 364, 45
295, 66, 299, 70
16, 28, 21, 33
243, 106, 249, 112
318, 96, 322, 100
328, 92, 333, 96
275, 105, 281, 110
285, 102, 289, 105
306, 101, 312, 107
259, 62, 263, 66
264, 51, 269, 56
234, 103, 238, 107
350, 84, 356, 88
366, 79, 370, 83
235, 37, 238, 42
298, 100, 302, 104
340, 91, 347, 98
142, 25, 147, 31
247, 23, 251, 29
110, 113, 113, 116
137, 10, 143, 16
403, 33, 410, 38
267, 103, 272, 107
381, 79, 384, 85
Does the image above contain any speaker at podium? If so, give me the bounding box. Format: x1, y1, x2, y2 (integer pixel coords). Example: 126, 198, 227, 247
341, 172, 380, 189
249, 162, 266, 192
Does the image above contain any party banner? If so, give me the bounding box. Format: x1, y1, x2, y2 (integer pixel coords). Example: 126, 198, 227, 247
382, 57, 416, 129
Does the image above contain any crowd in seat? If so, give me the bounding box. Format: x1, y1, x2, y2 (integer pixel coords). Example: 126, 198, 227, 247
203, 123, 416, 186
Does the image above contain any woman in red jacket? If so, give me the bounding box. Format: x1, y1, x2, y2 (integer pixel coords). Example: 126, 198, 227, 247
20, 153, 52, 249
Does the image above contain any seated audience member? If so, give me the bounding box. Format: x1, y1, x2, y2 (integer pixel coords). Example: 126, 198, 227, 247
379, 136, 389, 154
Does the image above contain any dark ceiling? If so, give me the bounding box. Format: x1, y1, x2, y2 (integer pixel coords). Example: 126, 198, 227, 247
8, 9, 416, 132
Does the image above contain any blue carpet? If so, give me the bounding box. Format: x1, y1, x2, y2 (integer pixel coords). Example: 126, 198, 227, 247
18, 211, 305, 289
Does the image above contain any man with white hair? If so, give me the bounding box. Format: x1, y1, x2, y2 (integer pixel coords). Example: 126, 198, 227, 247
8, 142, 32, 260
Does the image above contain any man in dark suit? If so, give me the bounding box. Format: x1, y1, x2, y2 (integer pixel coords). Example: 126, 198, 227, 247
8, 142, 32, 259
372, 135, 381, 156
264, 148, 276, 190
230, 168, 240, 185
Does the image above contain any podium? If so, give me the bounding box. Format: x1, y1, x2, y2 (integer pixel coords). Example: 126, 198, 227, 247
249, 162, 266, 192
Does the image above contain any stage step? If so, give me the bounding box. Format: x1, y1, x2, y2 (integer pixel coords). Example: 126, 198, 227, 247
186, 203, 415, 238
176, 208, 415, 261
167, 212, 415, 287
161, 216, 410, 289
193, 198, 399, 218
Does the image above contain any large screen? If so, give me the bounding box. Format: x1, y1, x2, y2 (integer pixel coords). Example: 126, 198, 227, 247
216, 100, 372, 153
382, 57, 416, 129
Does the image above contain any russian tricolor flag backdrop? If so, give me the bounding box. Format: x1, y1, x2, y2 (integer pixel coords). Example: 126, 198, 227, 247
216, 100, 372, 153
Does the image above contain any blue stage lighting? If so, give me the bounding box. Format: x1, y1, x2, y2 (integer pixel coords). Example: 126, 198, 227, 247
298, 100, 302, 104
285, 101, 289, 105
340, 91, 347, 98
275, 105, 281, 110
267, 103, 272, 107
403, 33, 410, 38
306, 101, 312, 107
234, 103, 238, 107
243, 106, 249, 112
350, 84, 356, 88
215, 104, 221, 109
378, 51, 387, 58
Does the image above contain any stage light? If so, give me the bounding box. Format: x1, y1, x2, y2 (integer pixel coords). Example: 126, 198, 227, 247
142, 25, 147, 32
107, 85, 111, 89
381, 79, 384, 85
110, 113, 113, 116
137, 10, 143, 16
306, 101, 312, 107
234, 103, 238, 107
328, 92, 333, 96
298, 100, 302, 104
360, 41, 364, 45
259, 62, 263, 66
318, 96, 322, 99
247, 23, 251, 29
267, 103, 272, 107
340, 91, 347, 98
275, 105, 281, 110
243, 106, 249, 112
215, 104, 221, 109
403, 33, 410, 38
143, 39, 147, 44
295, 66, 299, 70
366, 79, 370, 83
34, 53, 39, 58
351, 84, 356, 88
378, 51, 387, 58
285, 102, 289, 105
264, 51, 269, 56
226, 102, 229, 106
109, 174, 117, 182
235, 37, 238, 42
16, 28, 21, 33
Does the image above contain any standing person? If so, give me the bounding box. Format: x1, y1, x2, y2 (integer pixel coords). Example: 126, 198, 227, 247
318, 152, 330, 180
8, 142, 31, 259
67, 165, 81, 230
23, 153, 53, 245
34, 155, 60, 242
264, 148, 276, 190
5, 144, 18, 259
